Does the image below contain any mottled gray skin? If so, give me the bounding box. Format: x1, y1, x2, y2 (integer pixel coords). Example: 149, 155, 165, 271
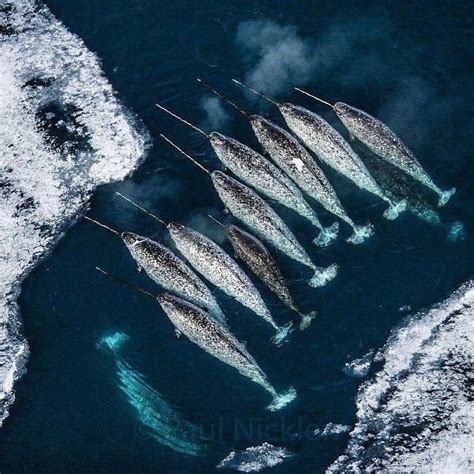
121, 232, 227, 327
249, 115, 373, 244
209, 132, 336, 246
226, 224, 317, 330
279, 103, 406, 219
227, 224, 297, 311
157, 294, 296, 410
334, 102, 456, 207
211, 171, 338, 288
167, 222, 290, 342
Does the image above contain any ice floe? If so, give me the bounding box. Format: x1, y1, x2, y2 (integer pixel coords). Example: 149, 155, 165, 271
329, 280, 474, 472
0, 0, 149, 427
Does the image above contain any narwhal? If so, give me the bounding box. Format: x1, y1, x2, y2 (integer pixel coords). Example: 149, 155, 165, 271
156, 101, 338, 247
198, 79, 373, 245
84, 215, 228, 327
114, 193, 292, 345
295, 88, 456, 207
208, 215, 317, 330
233, 79, 407, 220
96, 267, 297, 411
160, 134, 338, 288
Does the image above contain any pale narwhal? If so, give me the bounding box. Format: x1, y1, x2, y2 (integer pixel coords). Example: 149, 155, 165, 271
84, 216, 228, 328
156, 101, 338, 247
294, 88, 456, 207
209, 215, 317, 330
115, 193, 293, 346
160, 134, 338, 289
197, 79, 372, 245
96, 268, 297, 411
233, 80, 407, 221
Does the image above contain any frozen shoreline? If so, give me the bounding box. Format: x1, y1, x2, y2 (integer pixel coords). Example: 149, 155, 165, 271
0, 0, 150, 427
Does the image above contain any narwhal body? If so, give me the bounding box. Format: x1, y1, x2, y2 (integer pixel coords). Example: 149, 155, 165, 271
158, 293, 297, 411
333, 102, 456, 207
211, 171, 338, 288
225, 224, 317, 330
209, 132, 338, 246
279, 103, 407, 220
121, 232, 228, 327
167, 222, 292, 345
249, 115, 374, 244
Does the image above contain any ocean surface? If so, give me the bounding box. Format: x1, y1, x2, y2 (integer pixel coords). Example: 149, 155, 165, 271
0, 0, 473, 472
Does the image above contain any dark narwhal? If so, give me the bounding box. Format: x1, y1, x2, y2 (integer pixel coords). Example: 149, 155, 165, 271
295, 88, 455, 207
209, 215, 317, 330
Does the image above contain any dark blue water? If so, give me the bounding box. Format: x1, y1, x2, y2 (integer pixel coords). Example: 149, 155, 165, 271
1, 1, 473, 472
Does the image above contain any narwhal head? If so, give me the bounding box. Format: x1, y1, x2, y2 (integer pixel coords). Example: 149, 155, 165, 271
334, 102, 356, 119
121, 231, 142, 247
248, 114, 273, 136
208, 131, 228, 149
121, 232, 163, 263
211, 170, 241, 196
167, 221, 186, 239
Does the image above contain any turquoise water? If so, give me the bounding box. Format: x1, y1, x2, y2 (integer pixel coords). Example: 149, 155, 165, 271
0, 1, 472, 472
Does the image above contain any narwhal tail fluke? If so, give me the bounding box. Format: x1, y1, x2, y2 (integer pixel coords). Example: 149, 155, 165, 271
438, 187, 456, 207
299, 310, 318, 331
309, 263, 338, 288
312, 222, 339, 247
383, 199, 407, 220
347, 222, 375, 245
271, 321, 294, 346
266, 386, 297, 411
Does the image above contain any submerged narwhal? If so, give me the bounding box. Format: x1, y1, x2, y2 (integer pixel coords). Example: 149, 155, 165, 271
84, 216, 227, 328
198, 79, 372, 245
233, 80, 407, 221
161, 134, 338, 288
156, 101, 338, 247
295, 88, 456, 207
115, 193, 292, 345
209, 215, 317, 330
96, 268, 297, 411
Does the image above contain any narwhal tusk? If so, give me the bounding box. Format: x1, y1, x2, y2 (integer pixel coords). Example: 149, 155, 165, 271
232, 78, 279, 106
115, 192, 167, 227
156, 103, 208, 137
207, 214, 225, 228
294, 88, 334, 108
95, 266, 159, 300
84, 215, 120, 236
160, 134, 212, 176
197, 78, 250, 117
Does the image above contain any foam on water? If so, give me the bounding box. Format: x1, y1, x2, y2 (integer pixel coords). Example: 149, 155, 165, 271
343, 351, 374, 379
0, 0, 150, 427
98, 332, 205, 457
314, 423, 351, 437
217, 442, 294, 472
329, 280, 474, 472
